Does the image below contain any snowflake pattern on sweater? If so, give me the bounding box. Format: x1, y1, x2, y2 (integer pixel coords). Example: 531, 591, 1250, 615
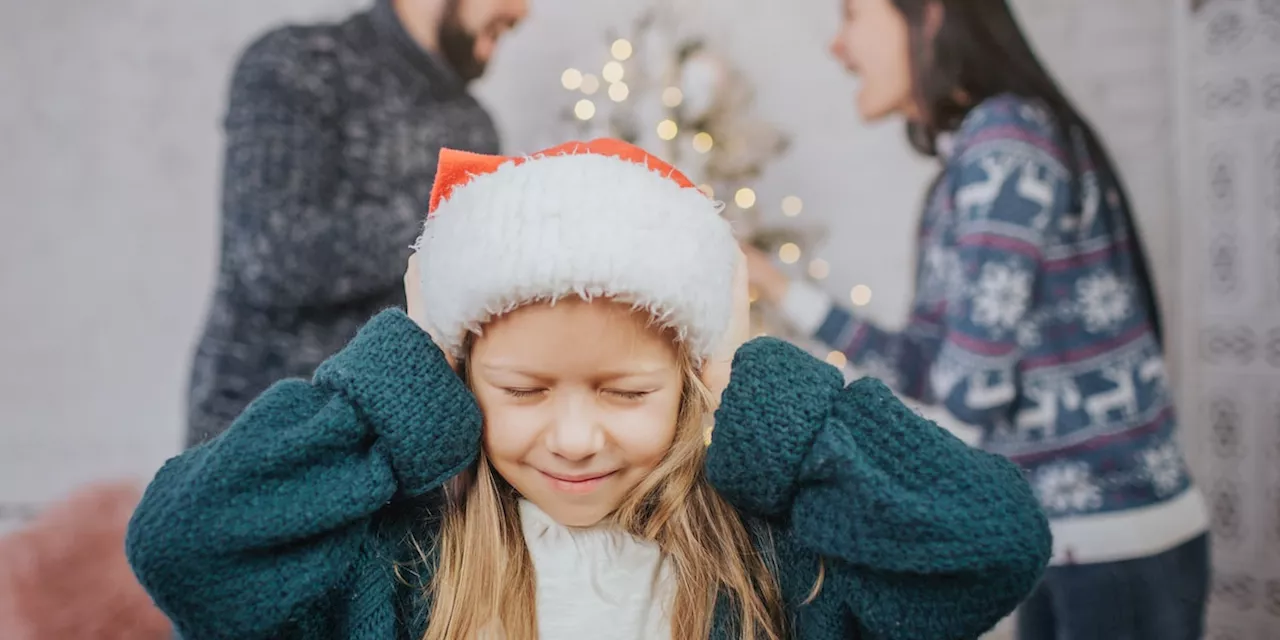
813, 95, 1193, 519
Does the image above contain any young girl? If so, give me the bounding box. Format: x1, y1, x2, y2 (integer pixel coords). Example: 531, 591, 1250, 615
126, 139, 1050, 640
744, 1, 1210, 638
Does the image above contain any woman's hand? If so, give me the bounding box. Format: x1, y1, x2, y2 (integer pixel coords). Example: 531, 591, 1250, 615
741, 243, 790, 305
404, 253, 456, 369
701, 247, 752, 409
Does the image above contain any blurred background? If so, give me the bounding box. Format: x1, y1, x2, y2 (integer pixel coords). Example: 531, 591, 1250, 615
1, 0, 1277, 637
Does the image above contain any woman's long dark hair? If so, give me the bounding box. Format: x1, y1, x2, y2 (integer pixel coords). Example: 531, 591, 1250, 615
892, 0, 1164, 345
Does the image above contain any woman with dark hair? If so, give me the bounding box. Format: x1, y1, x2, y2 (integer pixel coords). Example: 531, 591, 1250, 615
744, 1, 1210, 637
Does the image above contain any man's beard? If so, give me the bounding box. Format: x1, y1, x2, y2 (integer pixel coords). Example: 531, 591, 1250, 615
438, 1, 485, 84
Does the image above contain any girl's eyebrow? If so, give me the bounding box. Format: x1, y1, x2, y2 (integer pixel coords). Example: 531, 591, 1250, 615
475, 362, 675, 381
475, 363, 554, 384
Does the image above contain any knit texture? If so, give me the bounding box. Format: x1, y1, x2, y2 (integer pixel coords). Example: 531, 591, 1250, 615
708, 339, 1051, 639
810, 94, 1193, 522
129, 310, 1050, 640
186, 0, 500, 447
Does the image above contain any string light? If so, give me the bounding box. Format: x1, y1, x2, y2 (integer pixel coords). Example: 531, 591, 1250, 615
561, 68, 583, 90
656, 119, 679, 140
778, 242, 801, 264
808, 258, 830, 280
602, 61, 625, 83
850, 284, 872, 306
560, 41, 822, 318
826, 351, 848, 368
782, 195, 803, 217
692, 132, 714, 153
611, 39, 633, 61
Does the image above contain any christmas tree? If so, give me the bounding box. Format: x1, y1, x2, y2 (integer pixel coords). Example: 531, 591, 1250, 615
554, 3, 829, 339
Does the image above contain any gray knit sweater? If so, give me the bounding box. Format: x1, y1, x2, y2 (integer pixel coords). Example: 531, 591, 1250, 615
187, 0, 499, 446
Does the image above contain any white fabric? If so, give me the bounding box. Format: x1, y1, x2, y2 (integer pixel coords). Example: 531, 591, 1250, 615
1047, 486, 1208, 565
519, 500, 674, 639
413, 152, 738, 360
935, 132, 958, 160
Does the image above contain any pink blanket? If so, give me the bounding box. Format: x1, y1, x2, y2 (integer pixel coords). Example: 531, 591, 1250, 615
0, 481, 172, 639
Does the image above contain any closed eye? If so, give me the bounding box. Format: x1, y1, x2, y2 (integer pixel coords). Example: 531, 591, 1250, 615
503, 388, 545, 399
605, 389, 653, 401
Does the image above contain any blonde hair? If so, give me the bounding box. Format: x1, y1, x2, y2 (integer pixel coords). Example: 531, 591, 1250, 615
417, 340, 789, 640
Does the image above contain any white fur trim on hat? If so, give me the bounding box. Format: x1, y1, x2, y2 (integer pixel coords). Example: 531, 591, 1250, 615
413, 152, 737, 360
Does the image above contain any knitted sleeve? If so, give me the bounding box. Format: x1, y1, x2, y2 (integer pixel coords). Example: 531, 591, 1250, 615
706, 338, 1051, 640
220, 27, 402, 307
125, 310, 481, 639
794, 101, 1062, 434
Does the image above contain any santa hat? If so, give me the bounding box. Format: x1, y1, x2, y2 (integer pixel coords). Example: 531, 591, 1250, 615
413, 138, 737, 360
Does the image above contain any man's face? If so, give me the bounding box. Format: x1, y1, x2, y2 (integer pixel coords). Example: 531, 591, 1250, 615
439, 0, 527, 84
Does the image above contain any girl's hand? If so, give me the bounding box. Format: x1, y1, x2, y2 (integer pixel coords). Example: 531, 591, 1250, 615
404, 253, 457, 369
741, 243, 789, 305
701, 247, 752, 409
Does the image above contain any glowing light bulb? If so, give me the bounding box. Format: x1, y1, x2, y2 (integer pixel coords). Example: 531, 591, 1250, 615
782, 195, 803, 217
850, 284, 872, 306
778, 242, 801, 264
656, 119, 678, 141
611, 39, 633, 61
560, 68, 583, 90
574, 99, 596, 120
808, 259, 830, 280
691, 132, 714, 153
661, 87, 684, 107
826, 351, 848, 368
748, 286, 760, 303
580, 74, 600, 94
734, 187, 757, 209
602, 61, 625, 84
608, 81, 630, 102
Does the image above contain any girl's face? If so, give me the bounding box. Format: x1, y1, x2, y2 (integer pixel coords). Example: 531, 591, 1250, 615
470, 298, 683, 527
829, 0, 917, 121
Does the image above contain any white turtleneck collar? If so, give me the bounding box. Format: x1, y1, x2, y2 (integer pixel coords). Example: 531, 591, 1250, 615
518, 499, 675, 639
936, 131, 958, 160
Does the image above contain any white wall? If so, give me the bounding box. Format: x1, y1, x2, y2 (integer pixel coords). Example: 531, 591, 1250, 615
0, 0, 1180, 546
0, 0, 365, 530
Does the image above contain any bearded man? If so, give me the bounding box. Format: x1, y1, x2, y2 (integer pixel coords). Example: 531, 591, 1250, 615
187, 0, 527, 446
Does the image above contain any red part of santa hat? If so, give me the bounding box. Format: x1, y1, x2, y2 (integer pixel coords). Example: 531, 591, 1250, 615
413, 138, 736, 359
427, 138, 697, 215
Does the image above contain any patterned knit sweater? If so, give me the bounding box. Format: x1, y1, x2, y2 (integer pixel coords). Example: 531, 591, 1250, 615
127, 310, 1051, 640
187, 0, 500, 446
781, 94, 1206, 565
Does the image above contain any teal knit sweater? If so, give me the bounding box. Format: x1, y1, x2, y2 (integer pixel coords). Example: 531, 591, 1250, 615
126, 310, 1050, 639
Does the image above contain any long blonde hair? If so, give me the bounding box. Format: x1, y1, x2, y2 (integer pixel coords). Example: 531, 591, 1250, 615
418, 342, 789, 640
